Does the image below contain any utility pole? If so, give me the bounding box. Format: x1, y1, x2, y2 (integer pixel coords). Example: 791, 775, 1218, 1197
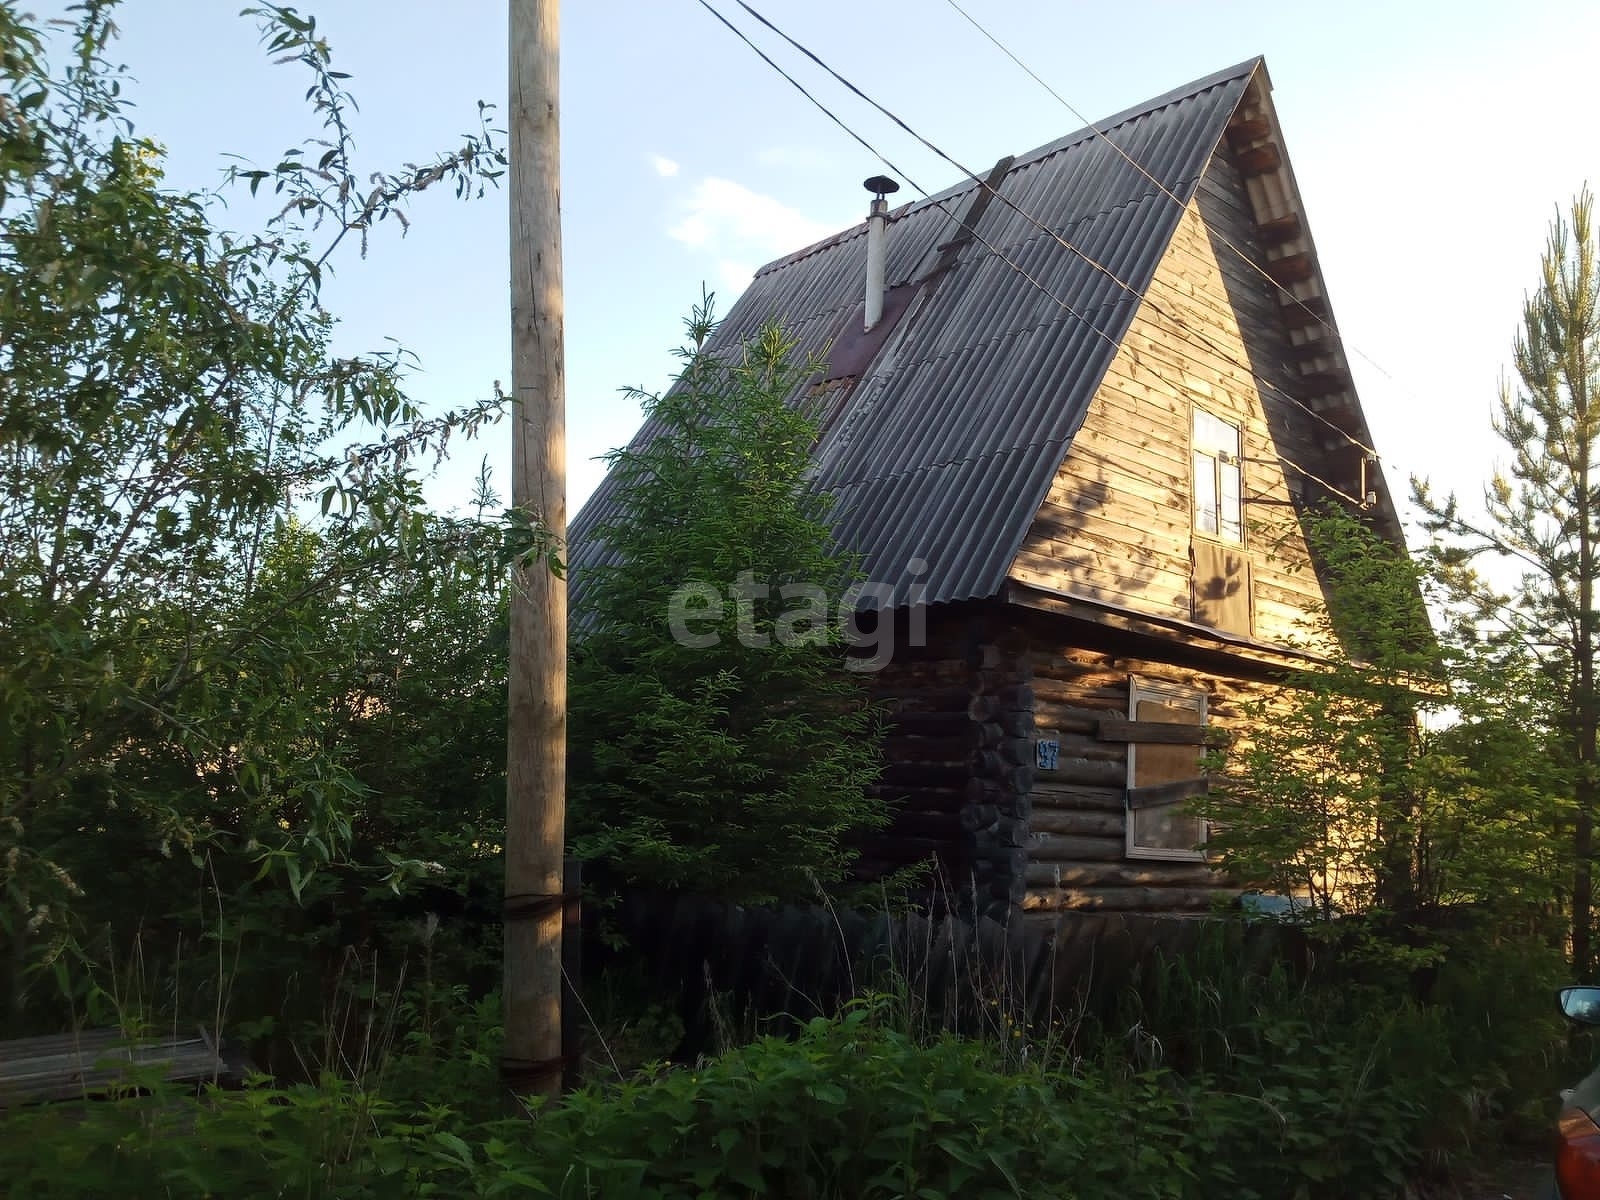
503, 0, 566, 1104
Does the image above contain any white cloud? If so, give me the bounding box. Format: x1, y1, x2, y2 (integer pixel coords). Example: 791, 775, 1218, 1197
648, 153, 680, 178
754, 146, 831, 172
714, 260, 756, 296
667, 177, 832, 260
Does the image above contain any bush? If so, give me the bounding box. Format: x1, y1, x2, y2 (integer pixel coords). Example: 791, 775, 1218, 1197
0, 915, 1572, 1199
0, 986, 1541, 1200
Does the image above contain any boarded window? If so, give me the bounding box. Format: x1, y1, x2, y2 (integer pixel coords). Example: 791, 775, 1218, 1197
1126, 677, 1208, 861
1193, 539, 1252, 636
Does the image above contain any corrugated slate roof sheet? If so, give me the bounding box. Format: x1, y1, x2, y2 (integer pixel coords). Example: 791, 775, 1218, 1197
568, 59, 1261, 611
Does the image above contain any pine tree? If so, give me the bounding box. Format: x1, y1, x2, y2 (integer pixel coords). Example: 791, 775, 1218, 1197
568, 302, 885, 903
1417, 189, 1600, 974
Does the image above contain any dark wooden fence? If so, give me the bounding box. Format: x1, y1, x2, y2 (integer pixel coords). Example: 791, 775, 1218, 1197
606, 894, 1302, 1056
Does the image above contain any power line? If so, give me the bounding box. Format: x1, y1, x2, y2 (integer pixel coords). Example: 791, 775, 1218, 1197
693, 0, 1121, 355
701, 5, 1553, 655
696, 0, 1369, 509
939, 0, 1376, 374
699, 2, 1570, 646
725, 0, 1385, 469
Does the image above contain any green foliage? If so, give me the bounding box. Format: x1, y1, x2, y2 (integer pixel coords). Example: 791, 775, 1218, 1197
0, 0, 511, 1024
1413, 189, 1600, 972
1196, 504, 1563, 921
569, 299, 885, 903
0, 925, 1571, 1200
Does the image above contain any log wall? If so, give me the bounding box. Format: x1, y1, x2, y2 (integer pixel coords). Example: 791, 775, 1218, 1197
860, 610, 1034, 922
1019, 617, 1271, 915
865, 604, 1282, 920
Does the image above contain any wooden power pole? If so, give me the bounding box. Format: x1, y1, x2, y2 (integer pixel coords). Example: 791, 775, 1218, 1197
503, 0, 567, 1104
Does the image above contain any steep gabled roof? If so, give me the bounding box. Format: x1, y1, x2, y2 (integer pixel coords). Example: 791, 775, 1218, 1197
570, 57, 1379, 612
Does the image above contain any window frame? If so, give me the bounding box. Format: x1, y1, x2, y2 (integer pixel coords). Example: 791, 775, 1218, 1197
1191, 408, 1244, 546
1125, 675, 1210, 862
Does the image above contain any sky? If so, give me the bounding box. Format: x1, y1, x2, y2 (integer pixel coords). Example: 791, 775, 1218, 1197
63, 0, 1600, 535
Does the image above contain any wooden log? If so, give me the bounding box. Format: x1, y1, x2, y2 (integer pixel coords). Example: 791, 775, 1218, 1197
1225, 116, 1271, 145
1255, 213, 1302, 247
995, 711, 1035, 737
967, 643, 1003, 670
973, 749, 1004, 778
996, 684, 1035, 711
1053, 757, 1126, 788
888, 812, 965, 840
1051, 735, 1127, 765
999, 737, 1034, 766
872, 786, 968, 813
881, 763, 971, 789
1095, 719, 1212, 746
1030, 783, 1125, 812
1126, 778, 1210, 810
972, 847, 1027, 876
987, 818, 1030, 848
1031, 702, 1122, 734
1234, 143, 1282, 176
1026, 833, 1124, 862
1020, 886, 1235, 913
1029, 663, 1118, 689
1265, 252, 1312, 285
1029, 810, 1124, 838
1297, 370, 1351, 399
1024, 860, 1218, 889
1288, 336, 1336, 364
867, 839, 966, 866
963, 779, 1004, 807
890, 712, 973, 738
882, 734, 975, 763
961, 804, 1001, 832
967, 694, 999, 722
1278, 294, 1331, 329
885, 686, 975, 713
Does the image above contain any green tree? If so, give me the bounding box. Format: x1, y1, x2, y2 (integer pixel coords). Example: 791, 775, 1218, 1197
569, 303, 885, 904
1415, 189, 1600, 974
0, 1, 508, 1020
1198, 506, 1562, 920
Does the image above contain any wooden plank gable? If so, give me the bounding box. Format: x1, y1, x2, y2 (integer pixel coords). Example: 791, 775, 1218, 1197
1007, 137, 1343, 657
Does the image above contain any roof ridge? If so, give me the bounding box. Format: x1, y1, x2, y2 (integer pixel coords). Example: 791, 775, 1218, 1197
1002, 58, 1260, 174
752, 58, 1261, 283
569, 62, 1264, 613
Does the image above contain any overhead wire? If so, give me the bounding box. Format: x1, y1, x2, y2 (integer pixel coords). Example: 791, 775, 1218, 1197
700, 0, 1372, 506
938, 0, 1384, 377
695, 0, 1561, 653
724, 0, 1385, 473
693, 0, 1122, 356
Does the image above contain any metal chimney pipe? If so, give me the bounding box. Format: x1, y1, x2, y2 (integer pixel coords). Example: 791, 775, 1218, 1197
862, 176, 899, 332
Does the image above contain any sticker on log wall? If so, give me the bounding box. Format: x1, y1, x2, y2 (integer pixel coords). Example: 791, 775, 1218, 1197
1035, 730, 1061, 772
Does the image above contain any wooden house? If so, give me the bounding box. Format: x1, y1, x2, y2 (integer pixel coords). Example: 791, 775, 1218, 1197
568, 58, 1405, 921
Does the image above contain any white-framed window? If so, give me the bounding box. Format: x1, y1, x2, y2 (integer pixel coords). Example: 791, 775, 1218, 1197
1125, 676, 1209, 861
1192, 409, 1242, 544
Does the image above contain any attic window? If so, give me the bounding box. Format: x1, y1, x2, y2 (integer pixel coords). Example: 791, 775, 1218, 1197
1193, 409, 1242, 544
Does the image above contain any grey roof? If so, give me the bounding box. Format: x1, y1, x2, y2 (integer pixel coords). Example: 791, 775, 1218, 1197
568, 59, 1262, 611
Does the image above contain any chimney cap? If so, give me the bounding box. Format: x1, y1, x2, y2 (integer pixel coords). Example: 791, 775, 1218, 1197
863, 175, 900, 200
